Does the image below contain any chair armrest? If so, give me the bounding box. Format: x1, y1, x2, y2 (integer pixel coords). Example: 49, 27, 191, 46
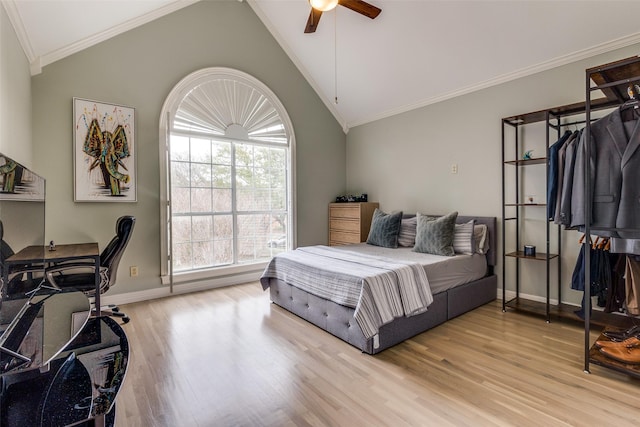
7, 264, 46, 275
45, 264, 108, 293
45, 262, 98, 275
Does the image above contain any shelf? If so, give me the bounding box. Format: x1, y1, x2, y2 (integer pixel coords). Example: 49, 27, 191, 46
505, 299, 636, 329
589, 331, 640, 379
505, 251, 558, 261
504, 203, 546, 207
504, 157, 546, 166
588, 56, 640, 103
503, 97, 619, 125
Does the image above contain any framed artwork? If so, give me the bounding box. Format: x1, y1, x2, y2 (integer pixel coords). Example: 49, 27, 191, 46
0, 152, 45, 201
73, 98, 136, 202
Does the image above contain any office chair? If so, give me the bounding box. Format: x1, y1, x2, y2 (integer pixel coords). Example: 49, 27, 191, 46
45, 216, 135, 323
0, 221, 43, 300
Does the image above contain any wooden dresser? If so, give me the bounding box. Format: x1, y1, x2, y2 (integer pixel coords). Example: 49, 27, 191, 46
329, 202, 379, 246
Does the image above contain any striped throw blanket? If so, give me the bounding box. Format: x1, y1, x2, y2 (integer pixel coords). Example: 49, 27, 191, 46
260, 245, 433, 339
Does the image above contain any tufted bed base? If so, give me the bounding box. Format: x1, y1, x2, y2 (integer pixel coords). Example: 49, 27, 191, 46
267, 273, 497, 354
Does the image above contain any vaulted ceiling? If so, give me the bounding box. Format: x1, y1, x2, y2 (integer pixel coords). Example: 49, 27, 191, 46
5, 0, 640, 131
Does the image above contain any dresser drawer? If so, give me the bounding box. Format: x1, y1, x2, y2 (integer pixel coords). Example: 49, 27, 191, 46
329, 205, 361, 219
328, 202, 378, 246
330, 218, 360, 232
330, 231, 361, 244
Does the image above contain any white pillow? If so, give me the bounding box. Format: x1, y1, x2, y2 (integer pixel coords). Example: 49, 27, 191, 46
453, 220, 475, 255
398, 216, 417, 247
473, 224, 490, 254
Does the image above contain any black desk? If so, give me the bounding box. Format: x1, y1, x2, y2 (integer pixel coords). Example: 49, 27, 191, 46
5, 243, 101, 313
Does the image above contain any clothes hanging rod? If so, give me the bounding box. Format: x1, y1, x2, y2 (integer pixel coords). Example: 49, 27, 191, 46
590, 75, 640, 91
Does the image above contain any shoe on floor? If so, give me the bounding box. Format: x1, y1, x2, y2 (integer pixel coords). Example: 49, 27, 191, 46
599, 346, 640, 364
595, 336, 640, 349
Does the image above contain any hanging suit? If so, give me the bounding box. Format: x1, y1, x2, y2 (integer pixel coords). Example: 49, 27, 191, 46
547, 130, 572, 220
625, 256, 640, 315
554, 131, 577, 224
559, 130, 582, 226
570, 109, 640, 238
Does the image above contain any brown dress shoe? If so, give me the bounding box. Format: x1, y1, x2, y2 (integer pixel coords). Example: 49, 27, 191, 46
595, 336, 640, 348
599, 346, 640, 364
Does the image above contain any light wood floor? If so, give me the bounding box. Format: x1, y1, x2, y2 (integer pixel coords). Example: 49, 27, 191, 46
114, 282, 640, 426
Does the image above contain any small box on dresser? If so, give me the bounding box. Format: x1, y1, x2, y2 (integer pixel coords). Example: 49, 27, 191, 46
329, 202, 379, 246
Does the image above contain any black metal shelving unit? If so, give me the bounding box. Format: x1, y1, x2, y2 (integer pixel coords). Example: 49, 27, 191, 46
502, 99, 620, 323
583, 55, 640, 377
502, 110, 561, 322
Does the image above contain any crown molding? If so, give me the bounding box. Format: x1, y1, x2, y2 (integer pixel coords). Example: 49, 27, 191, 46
347, 31, 640, 129
247, 0, 348, 134
31, 0, 200, 75
2, 0, 36, 63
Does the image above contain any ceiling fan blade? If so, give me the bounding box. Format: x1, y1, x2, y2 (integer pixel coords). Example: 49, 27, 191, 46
339, 0, 381, 19
304, 8, 323, 33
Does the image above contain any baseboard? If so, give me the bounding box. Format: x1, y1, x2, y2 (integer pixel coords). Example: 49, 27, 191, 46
101, 271, 262, 307
104, 281, 581, 310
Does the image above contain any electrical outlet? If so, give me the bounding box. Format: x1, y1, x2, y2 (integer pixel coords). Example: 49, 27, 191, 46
130, 266, 138, 277
451, 163, 458, 174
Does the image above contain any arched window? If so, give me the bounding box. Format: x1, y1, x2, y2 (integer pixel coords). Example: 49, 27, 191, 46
159, 68, 295, 284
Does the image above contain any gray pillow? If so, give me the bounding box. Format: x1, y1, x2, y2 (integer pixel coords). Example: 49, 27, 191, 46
366, 208, 403, 248
413, 211, 458, 256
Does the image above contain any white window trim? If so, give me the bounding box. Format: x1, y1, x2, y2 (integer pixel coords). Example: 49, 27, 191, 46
158, 67, 296, 284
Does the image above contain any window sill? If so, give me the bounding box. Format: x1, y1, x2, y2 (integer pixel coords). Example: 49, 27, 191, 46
161, 261, 268, 285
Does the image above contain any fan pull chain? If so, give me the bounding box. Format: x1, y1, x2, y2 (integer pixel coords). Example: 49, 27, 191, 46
334, 9, 338, 104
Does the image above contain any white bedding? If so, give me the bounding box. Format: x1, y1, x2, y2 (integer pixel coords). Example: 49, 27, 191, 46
330, 243, 488, 295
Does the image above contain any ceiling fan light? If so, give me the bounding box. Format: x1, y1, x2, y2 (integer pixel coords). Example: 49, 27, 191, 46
309, 0, 339, 12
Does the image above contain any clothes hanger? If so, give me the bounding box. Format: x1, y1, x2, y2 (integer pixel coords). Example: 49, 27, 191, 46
620, 84, 640, 121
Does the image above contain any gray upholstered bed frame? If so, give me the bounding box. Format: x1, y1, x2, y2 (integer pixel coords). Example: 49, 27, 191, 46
266, 215, 498, 354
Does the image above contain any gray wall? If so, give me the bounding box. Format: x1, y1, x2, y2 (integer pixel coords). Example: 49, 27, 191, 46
346, 45, 640, 306
31, 1, 346, 295
0, 5, 32, 165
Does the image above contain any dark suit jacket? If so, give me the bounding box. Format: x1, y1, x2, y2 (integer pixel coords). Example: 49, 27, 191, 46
547, 130, 572, 220
571, 108, 640, 238
559, 130, 581, 226
554, 131, 577, 223
547, 130, 571, 219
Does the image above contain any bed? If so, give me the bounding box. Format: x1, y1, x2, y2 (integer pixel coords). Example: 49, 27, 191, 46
261, 214, 497, 354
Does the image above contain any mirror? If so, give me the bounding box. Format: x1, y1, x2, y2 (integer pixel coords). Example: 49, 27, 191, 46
0, 153, 90, 375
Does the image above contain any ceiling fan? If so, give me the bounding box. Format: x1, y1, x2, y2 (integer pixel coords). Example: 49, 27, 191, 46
305, 0, 382, 33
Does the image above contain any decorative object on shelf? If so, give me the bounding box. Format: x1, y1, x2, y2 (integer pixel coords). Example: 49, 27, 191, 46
73, 98, 136, 202
524, 245, 536, 257
335, 193, 368, 203
523, 150, 533, 160
525, 194, 536, 204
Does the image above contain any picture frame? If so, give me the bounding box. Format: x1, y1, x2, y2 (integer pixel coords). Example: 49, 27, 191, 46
73, 98, 136, 202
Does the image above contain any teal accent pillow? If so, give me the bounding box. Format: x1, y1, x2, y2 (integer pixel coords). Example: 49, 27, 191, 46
413, 211, 459, 256
366, 209, 403, 248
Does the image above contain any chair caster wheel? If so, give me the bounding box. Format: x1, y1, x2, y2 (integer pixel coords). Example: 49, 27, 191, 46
122, 316, 130, 324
